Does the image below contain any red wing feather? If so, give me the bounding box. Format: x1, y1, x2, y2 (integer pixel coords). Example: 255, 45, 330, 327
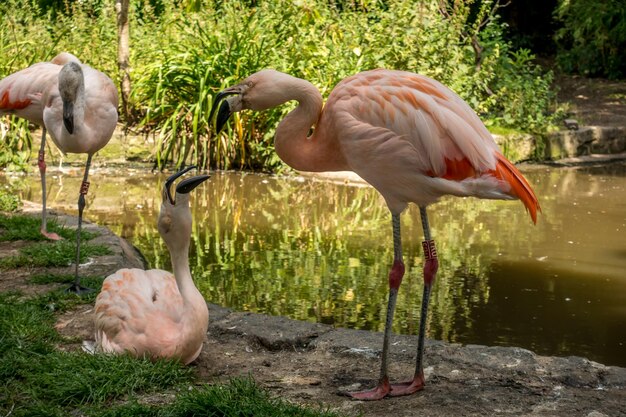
428, 154, 540, 224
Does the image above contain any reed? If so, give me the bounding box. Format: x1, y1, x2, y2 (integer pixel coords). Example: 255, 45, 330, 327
0, 0, 558, 171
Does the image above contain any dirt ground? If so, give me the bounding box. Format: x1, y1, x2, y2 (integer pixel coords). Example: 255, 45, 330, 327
555, 73, 626, 128
1, 212, 625, 417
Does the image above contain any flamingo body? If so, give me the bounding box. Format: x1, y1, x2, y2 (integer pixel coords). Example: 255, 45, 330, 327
94, 169, 210, 365
315, 69, 538, 218
0, 52, 118, 155
212, 68, 540, 399
95, 268, 207, 364
0, 52, 118, 290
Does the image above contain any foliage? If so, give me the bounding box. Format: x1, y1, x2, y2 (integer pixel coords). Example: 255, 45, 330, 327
554, 0, 626, 79
0, 188, 21, 212
132, 0, 557, 170
0, 0, 558, 171
484, 48, 557, 132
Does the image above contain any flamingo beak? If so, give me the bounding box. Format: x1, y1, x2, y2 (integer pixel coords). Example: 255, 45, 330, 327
210, 87, 241, 134
164, 165, 197, 204
176, 175, 210, 195
62, 100, 74, 134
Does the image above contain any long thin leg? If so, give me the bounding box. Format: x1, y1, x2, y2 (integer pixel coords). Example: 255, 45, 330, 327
348, 213, 405, 400
66, 154, 93, 295
38, 129, 62, 241
389, 206, 438, 397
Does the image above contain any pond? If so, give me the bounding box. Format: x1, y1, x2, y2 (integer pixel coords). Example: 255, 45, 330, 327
2, 161, 625, 367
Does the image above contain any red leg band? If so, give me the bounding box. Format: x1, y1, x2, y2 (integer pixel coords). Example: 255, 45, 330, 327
422, 240, 439, 285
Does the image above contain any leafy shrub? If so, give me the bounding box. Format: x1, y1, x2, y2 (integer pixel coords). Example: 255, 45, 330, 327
0, 189, 21, 212
1, 0, 558, 171
135, 0, 557, 170
554, 0, 626, 79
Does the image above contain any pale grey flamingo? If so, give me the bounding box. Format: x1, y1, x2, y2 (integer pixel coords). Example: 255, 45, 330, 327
0, 52, 118, 293
94, 166, 210, 364
210, 69, 540, 400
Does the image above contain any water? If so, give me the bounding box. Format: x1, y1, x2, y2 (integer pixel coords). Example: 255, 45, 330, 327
2, 162, 625, 366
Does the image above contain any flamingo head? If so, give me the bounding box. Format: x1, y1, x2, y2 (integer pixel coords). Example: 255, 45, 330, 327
158, 166, 210, 248
58, 61, 84, 134
210, 69, 304, 134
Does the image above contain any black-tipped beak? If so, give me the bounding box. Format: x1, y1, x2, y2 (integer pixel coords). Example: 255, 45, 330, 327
176, 175, 210, 195
165, 165, 197, 204
215, 100, 232, 134
209, 89, 239, 134
63, 101, 74, 134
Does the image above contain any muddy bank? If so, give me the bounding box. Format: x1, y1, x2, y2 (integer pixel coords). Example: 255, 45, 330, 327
4, 213, 625, 417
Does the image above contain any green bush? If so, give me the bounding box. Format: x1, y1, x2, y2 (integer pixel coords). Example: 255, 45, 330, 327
1, 0, 558, 171
554, 0, 626, 79
0, 189, 21, 212
134, 0, 557, 170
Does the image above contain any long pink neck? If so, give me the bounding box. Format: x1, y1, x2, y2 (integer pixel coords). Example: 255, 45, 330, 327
168, 239, 202, 306
274, 79, 348, 172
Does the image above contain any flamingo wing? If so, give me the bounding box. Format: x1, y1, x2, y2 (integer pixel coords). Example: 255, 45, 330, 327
324, 69, 539, 221
94, 268, 185, 359
0, 62, 60, 125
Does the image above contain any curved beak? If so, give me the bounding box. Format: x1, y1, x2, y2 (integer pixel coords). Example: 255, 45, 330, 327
176, 175, 210, 195
63, 100, 74, 134
164, 165, 197, 204
209, 87, 241, 134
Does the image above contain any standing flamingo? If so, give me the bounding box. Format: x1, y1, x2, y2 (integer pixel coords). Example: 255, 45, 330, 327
94, 166, 210, 364
210, 69, 540, 400
0, 52, 118, 293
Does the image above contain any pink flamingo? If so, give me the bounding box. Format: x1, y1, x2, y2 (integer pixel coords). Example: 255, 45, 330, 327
94, 166, 210, 364
211, 69, 540, 400
0, 52, 118, 293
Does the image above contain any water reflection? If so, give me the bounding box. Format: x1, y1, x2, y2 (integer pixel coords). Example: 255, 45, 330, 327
1, 162, 625, 366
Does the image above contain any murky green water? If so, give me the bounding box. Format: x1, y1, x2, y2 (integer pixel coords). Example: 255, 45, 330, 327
2, 162, 625, 366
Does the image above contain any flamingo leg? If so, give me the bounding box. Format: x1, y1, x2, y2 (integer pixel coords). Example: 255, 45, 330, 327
348, 213, 404, 400
38, 129, 62, 241
66, 154, 93, 295
388, 206, 438, 397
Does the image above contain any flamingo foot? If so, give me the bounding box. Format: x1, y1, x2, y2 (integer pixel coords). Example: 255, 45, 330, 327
41, 229, 63, 241
345, 377, 390, 401
65, 283, 93, 295
389, 372, 425, 397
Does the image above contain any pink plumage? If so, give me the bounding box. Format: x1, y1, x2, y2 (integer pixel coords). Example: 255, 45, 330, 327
94, 170, 210, 365
212, 68, 540, 399
1, 52, 118, 292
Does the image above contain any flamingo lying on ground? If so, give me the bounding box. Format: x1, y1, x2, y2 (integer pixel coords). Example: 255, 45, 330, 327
211, 69, 540, 400
94, 166, 210, 364
0, 52, 118, 294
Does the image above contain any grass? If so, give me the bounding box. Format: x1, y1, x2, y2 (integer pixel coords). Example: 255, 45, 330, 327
0, 213, 110, 269
95, 378, 343, 417
0, 214, 99, 242
0, 270, 344, 417
0, 239, 111, 269
0, 289, 344, 417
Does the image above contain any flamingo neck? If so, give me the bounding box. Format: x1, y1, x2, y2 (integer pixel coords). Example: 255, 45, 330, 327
168, 240, 201, 304
274, 80, 347, 172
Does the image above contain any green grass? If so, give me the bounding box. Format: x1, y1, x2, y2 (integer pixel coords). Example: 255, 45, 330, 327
0, 294, 193, 416
94, 378, 343, 417
0, 214, 99, 242
0, 282, 344, 417
0, 239, 111, 269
